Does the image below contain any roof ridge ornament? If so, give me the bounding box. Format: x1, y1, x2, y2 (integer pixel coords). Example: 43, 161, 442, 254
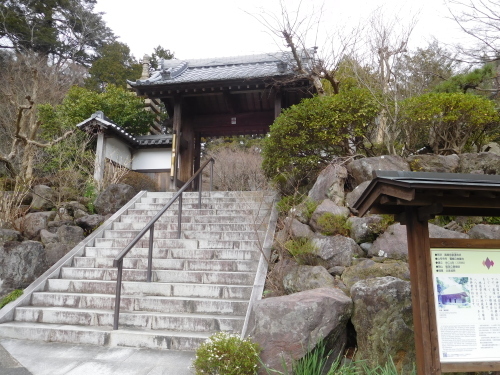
160, 60, 188, 80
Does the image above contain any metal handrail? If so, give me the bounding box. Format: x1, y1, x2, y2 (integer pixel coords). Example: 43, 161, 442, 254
112, 157, 215, 330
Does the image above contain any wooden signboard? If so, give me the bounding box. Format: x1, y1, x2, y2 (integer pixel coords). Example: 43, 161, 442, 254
429, 238, 500, 373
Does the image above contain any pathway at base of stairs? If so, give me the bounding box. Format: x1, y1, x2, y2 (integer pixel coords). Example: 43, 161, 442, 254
0, 338, 195, 375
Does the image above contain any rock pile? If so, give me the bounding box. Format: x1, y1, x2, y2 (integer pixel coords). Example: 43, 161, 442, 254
0, 184, 134, 298
251, 152, 500, 373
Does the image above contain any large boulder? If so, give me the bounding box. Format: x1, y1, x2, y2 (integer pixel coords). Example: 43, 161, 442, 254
458, 152, 500, 174
94, 184, 136, 215
341, 259, 410, 290
0, 240, 47, 292
348, 215, 386, 244
57, 225, 84, 245
30, 185, 56, 211
40, 229, 58, 245
283, 265, 337, 294
44, 243, 72, 266
21, 211, 57, 240
0, 229, 22, 246
309, 199, 350, 233
75, 214, 105, 231
407, 154, 459, 173
345, 181, 371, 214
482, 142, 500, 155
44, 225, 85, 266
283, 217, 314, 239
64, 201, 88, 217
350, 277, 414, 373
311, 235, 363, 268
347, 156, 410, 186
308, 164, 348, 205
251, 288, 352, 374
369, 223, 468, 261
468, 224, 500, 239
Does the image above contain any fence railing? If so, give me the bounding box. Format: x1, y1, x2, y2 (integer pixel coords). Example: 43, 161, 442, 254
112, 158, 215, 330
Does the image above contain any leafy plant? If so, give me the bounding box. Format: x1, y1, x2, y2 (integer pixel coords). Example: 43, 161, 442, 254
399, 92, 499, 154
0, 289, 23, 309
371, 215, 395, 236
277, 194, 305, 216
262, 88, 379, 183
193, 331, 260, 375
317, 213, 351, 236
360, 356, 416, 375
262, 340, 357, 375
302, 199, 319, 222
484, 216, 500, 225
284, 237, 318, 265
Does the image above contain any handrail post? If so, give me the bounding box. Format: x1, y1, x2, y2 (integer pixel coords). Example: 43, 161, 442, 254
113, 260, 123, 330
177, 193, 183, 239
147, 225, 154, 282
198, 173, 202, 208
210, 159, 214, 192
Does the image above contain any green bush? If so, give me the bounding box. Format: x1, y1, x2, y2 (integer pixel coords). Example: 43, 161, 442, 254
484, 216, 500, 225
0, 289, 23, 309
193, 331, 261, 375
317, 213, 351, 236
119, 171, 158, 193
277, 194, 305, 216
399, 92, 499, 154
284, 237, 318, 265
262, 88, 379, 183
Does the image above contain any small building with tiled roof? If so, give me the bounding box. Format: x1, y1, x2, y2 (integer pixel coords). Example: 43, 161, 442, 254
128, 51, 314, 186
77, 111, 174, 190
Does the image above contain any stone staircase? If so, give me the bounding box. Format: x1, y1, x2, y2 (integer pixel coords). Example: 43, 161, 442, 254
0, 191, 277, 351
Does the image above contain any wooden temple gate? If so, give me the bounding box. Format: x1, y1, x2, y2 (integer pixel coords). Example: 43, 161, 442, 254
128, 53, 313, 186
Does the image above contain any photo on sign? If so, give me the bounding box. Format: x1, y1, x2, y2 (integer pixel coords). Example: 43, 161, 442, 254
436, 276, 471, 310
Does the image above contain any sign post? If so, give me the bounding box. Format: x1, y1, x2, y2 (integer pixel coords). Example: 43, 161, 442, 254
353, 171, 500, 375
430, 239, 500, 373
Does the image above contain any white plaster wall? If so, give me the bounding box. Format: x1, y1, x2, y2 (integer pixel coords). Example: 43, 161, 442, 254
105, 137, 132, 168
132, 148, 172, 171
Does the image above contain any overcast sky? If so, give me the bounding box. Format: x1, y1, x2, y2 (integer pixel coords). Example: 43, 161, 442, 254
94, 0, 466, 61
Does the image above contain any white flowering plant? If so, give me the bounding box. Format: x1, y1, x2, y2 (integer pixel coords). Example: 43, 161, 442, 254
193, 331, 261, 375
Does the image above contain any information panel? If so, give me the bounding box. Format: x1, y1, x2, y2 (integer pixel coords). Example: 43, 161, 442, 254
431, 247, 500, 363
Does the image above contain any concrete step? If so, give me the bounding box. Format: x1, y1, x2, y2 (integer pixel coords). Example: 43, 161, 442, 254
144, 191, 274, 199
60, 267, 256, 285
119, 214, 262, 224
45, 279, 253, 299
93, 238, 260, 250
111, 222, 267, 232
103, 230, 263, 241
84, 247, 260, 261
0, 189, 275, 351
139, 196, 274, 205
14, 306, 245, 332
0, 321, 211, 350
31, 293, 249, 315
73, 257, 258, 272
133, 202, 271, 210
125, 208, 269, 217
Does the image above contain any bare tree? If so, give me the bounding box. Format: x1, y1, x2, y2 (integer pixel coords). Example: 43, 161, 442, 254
350, 8, 417, 153
250, 0, 361, 95
446, 0, 500, 62
0, 54, 85, 183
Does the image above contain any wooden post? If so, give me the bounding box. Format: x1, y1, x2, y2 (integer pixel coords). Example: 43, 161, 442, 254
179, 118, 194, 184
274, 88, 282, 119
172, 96, 182, 188
405, 207, 441, 375
94, 132, 106, 184
193, 132, 201, 190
